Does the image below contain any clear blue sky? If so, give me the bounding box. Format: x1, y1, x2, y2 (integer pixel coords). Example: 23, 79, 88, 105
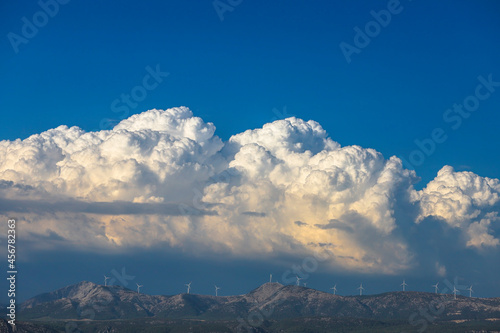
1, 0, 499, 185
1, 1, 500, 301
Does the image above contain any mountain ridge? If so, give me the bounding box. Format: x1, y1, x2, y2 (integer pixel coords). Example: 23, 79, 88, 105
19, 280, 500, 323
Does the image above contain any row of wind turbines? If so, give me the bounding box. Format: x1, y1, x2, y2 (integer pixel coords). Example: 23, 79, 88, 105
184, 282, 221, 296
348, 280, 473, 299
104, 275, 221, 296
294, 276, 474, 299
103, 274, 474, 299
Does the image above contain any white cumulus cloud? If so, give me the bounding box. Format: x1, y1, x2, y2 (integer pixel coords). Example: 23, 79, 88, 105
0, 107, 224, 203
0, 107, 498, 273
416, 165, 500, 248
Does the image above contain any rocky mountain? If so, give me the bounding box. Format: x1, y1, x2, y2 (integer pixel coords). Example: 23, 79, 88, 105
19, 281, 500, 324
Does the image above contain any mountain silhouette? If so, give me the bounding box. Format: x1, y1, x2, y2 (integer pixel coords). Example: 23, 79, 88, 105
19, 281, 500, 323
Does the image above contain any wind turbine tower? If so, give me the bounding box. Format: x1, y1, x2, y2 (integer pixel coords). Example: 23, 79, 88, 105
215, 285, 221, 296
136, 283, 143, 294
432, 282, 439, 294
357, 283, 364, 296
185, 282, 192, 294
453, 286, 459, 300
295, 276, 303, 286
330, 284, 337, 295
104, 275, 110, 286
269, 274, 272, 283
467, 285, 473, 297
401, 279, 408, 291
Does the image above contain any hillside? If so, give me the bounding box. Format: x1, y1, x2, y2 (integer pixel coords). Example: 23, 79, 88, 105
19, 281, 500, 322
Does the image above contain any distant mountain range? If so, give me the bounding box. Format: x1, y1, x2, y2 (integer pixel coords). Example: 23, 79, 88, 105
13, 281, 500, 332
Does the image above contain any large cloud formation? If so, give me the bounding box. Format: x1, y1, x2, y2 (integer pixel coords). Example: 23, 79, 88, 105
415, 166, 500, 248
0, 107, 498, 274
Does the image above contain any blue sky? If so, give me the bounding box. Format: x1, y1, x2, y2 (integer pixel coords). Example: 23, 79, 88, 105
1, 1, 500, 302
1, 0, 499, 184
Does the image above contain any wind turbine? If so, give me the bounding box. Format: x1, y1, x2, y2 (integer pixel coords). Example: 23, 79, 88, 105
432, 282, 439, 294
136, 283, 143, 294
330, 284, 337, 295
303, 282, 307, 287
453, 286, 459, 300
467, 285, 473, 298
185, 282, 192, 294
215, 285, 221, 296
295, 276, 303, 286
401, 279, 408, 292
104, 275, 110, 286
269, 274, 272, 283
357, 283, 364, 296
